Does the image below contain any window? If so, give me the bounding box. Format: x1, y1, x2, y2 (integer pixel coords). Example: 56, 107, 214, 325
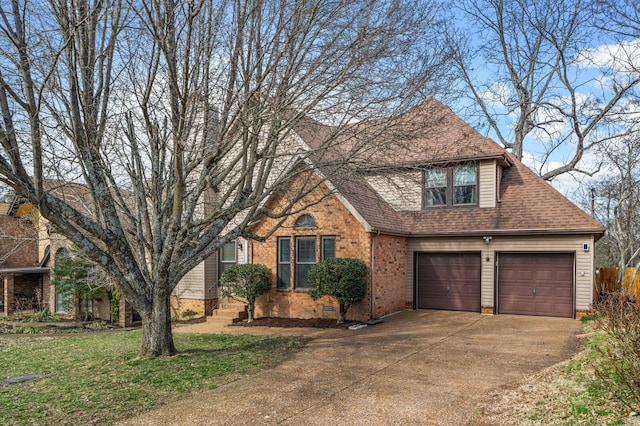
423, 163, 477, 208
296, 237, 316, 289
277, 237, 291, 289
219, 241, 237, 278
277, 236, 335, 290
294, 214, 316, 229
322, 237, 336, 260
424, 168, 447, 206
453, 164, 477, 205
55, 248, 71, 314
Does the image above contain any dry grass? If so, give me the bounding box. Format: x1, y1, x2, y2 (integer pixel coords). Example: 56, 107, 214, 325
471, 329, 631, 425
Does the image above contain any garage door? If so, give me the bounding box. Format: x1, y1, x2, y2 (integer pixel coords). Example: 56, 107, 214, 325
416, 253, 481, 312
497, 253, 574, 318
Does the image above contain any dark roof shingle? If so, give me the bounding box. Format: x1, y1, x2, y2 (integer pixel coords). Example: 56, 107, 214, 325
293, 98, 605, 237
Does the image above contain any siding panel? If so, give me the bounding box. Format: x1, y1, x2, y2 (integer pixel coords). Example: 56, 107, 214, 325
175, 262, 205, 299
479, 160, 496, 208
365, 172, 422, 211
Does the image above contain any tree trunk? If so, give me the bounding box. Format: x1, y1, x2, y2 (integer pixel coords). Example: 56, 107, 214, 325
338, 305, 347, 324
247, 299, 254, 323
140, 291, 176, 357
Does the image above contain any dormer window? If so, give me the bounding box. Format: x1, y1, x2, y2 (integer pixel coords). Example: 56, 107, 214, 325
453, 164, 477, 205
294, 214, 316, 229
425, 168, 447, 206
424, 162, 478, 208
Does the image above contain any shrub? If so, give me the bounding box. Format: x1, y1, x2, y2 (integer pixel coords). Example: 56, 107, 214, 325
308, 258, 367, 323
592, 292, 640, 410
181, 309, 198, 320
24, 308, 59, 323
51, 249, 114, 320
220, 264, 271, 322
109, 289, 121, 324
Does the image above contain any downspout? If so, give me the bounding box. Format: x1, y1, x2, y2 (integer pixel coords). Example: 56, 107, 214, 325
369, 230, 380, 320
496, 164, 502, 203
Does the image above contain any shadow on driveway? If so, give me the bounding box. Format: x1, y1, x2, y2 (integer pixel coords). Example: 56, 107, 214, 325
120, 310, 582, 425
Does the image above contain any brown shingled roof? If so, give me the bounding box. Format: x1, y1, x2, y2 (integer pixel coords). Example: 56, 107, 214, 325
363, 97, 507, 167
395, 153, 604, 236
293, 98, 605, 237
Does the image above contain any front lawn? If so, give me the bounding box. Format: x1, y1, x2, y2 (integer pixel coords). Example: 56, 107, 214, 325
0, 331, 305, 425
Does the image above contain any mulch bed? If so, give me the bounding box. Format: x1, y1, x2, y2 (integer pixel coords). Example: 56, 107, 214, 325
230, 317, 359, 329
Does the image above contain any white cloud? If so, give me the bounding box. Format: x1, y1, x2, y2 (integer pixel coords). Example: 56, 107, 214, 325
576, 38, 640, 75
478, 81, 513, 108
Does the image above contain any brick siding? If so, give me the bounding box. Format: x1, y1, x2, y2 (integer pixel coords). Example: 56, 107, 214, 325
170, 296, 213, 319
251, 174, 374, 321
119, 297, 133, 327
371, 234, 407, 318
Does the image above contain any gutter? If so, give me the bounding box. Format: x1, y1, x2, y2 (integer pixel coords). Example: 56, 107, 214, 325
0, 267, 50, 274
404, 227, 606, 238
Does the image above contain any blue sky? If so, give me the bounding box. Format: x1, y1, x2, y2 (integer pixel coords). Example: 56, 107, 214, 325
447, 11, 640, 203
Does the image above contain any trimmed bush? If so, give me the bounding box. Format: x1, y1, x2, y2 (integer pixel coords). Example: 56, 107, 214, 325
220, 264, 271, 322
308, 258, 367, 323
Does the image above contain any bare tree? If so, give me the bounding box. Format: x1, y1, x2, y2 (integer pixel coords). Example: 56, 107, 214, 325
596, 0, 640, 39
449, 0, 640, 180
0, 0, 450, 355
590, 136, 640, 292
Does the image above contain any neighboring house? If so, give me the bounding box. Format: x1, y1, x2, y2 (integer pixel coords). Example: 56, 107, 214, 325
0, 194, 116, 322
0, 200, 50, 317
0, 182, 219, 324
187, 98, 604, 321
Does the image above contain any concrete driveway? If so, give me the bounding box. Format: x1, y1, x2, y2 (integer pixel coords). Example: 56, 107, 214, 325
120, 310, 582, 425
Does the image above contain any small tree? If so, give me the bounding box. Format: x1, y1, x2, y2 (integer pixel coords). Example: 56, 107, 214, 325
51, 250, 115, 321
309, 258, 367, 324
220, 264, 271, 323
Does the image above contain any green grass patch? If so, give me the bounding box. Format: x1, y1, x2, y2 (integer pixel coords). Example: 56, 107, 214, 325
559, 331, 630, 425
0, 331, 306, 425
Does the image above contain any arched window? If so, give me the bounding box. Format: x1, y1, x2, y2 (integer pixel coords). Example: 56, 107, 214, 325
55, 247, 70, 266
294, 214, 316, 229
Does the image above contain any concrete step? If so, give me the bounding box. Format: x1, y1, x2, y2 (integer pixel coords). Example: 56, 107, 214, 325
207, 297, 248, 324
206, 314, 246, 325
212, 309, 248, 320
218, 302, 247, 311
205, 316, 234, 326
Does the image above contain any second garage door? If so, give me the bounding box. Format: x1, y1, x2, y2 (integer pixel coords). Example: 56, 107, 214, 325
497, 253, 574, 318
416, 252, 481, 312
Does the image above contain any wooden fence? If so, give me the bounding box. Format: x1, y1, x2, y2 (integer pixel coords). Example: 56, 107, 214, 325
596, 267, 640, 300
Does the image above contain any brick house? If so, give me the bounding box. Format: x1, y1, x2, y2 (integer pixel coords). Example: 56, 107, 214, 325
0, 201, 50, 317
197, 98, 604, 321
0, 193, 124, 323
